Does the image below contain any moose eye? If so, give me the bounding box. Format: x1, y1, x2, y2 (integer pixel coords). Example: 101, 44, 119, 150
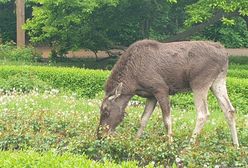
102, 108, 110, 117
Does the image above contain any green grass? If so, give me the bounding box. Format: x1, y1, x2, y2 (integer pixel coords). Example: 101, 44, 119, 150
0, 150, 144, 168
0, 91, 247, 167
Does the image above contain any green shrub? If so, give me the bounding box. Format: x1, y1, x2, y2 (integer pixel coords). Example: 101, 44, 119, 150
229, 56, 248, 65
0, 65, 247, 98
0, 65, 110, 97
0, 43, 42, 62
0, 72, 48, 92
229, 64, 248, 70
228, 69, 248, 79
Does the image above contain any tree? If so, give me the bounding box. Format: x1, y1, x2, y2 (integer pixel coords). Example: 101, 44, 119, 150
0, 0, 32, 44
10, 0, 248, 55
24, 0, 119, 55
165, 0, 248, 42
0, 1, 16, 42
16, 0, 25, 47
25, 0, 177, 55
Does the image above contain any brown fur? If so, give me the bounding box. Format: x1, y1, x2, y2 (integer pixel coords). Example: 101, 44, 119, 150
105, 39, 228, 96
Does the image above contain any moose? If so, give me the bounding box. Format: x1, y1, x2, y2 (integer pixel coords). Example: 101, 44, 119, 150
97, 39, 239, 147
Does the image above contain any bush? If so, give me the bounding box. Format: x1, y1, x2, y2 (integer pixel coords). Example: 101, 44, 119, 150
0, 65, 247, 98
0, 43, 42, 62
229, 56, 248, 65
228, 69, 248, 79
0, 65, 110, 98
0, 72, 48, 92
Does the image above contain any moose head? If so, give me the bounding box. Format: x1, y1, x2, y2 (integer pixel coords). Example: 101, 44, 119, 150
97, 83, 126, 139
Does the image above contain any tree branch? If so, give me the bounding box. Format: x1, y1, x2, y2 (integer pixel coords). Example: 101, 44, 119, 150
108, 11, 240, 51
163, 11, 239, 42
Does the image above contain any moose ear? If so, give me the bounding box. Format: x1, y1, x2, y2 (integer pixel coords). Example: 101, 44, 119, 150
108, 82, 123, 101
115, 82, 123, 96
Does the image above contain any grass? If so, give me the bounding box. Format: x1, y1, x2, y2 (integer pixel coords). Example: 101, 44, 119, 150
0, 90, 247, 167
0, 150, 143, 168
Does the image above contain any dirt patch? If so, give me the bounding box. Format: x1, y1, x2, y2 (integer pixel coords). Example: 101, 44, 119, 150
226, 48, 248, 56
36, 47, 110, 59
36, 47, 248, 58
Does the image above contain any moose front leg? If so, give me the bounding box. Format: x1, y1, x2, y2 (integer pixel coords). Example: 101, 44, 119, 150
154, 90, 173, 143
136, 97, 157, 138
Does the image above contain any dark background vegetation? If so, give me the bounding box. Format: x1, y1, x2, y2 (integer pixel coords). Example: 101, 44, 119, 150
0, 0, 248, 58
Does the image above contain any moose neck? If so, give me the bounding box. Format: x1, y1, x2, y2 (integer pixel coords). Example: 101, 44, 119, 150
115, 94, 133, 111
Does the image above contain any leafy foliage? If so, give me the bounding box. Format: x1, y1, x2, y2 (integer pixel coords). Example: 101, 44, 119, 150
193, 17, 248, 48
0, 1, 16, 42
0, 43, 42, 61
218, 17, 248, 48
185, 0, 248, 26
24, 0, 119, 55
24, 0, 196, 54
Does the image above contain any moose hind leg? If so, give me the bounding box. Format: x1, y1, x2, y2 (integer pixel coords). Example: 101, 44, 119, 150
191, 87, 210, 144
211, 74, 239, 147
136, 97, 157, 138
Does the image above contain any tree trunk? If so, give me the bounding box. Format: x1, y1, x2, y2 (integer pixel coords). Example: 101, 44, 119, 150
16, 0, 25, 47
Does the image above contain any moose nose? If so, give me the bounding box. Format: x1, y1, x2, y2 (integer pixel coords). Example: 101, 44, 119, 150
96, 124, 111, 139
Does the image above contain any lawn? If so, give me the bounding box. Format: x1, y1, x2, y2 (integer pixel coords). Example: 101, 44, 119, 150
0, 89, 247, 167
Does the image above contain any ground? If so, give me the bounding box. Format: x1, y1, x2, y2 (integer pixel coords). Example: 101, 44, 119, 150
36, 47, 248, 58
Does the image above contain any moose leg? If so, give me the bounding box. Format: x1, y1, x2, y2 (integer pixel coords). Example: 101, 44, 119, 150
136, 97, 157, 138
211, 74, 239, 147
154, 91, 173, 143
191, 87, 210, 144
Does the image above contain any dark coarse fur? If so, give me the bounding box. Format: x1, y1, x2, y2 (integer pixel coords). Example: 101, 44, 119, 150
105, 39, 228, 97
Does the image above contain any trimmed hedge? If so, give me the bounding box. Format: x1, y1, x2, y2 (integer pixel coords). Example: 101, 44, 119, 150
0, 65, 109, 98
228, 69, 248, 79
0, 65, 247, 98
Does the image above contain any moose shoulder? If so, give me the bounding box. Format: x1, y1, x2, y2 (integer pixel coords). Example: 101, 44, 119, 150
97, 39, 239, 147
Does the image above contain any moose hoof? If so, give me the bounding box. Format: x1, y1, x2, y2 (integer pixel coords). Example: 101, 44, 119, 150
168, 135, 173, 144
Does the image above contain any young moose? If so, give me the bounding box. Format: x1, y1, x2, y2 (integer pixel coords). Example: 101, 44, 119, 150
97, 40, 239, 147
